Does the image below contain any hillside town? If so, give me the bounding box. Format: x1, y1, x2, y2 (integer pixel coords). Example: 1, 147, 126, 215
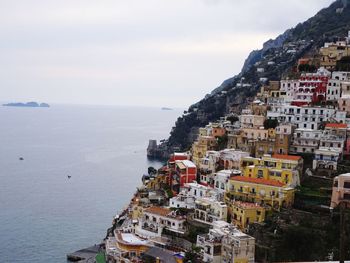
102, 34, 350, 263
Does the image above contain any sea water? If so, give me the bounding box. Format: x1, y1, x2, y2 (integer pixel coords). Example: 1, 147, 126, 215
0, 104, 181, 262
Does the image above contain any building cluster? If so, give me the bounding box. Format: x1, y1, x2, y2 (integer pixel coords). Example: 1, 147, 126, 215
104, 36, 350, 263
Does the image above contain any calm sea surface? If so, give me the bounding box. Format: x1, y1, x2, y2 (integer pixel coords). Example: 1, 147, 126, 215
0, 104, 181, 263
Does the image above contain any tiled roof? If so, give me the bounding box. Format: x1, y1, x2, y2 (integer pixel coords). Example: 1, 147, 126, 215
144, 206, 171, 217
230, 176, 285, 187
325, 123, 347, 129
272, 154, 302, 161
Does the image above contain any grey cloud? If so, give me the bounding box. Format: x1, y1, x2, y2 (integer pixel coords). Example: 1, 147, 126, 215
0, 0, 335, 107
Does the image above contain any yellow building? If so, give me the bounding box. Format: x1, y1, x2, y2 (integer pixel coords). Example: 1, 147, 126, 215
192, 136, 217, 165
255, 139, 275, 158
144, 174, 168, 190
240, 154, 303, 187
227, 132, 254, 157
199, 127, 209, 137
320, 42, 350, 70
229, 201, 266, 230
226, 176, 295, 210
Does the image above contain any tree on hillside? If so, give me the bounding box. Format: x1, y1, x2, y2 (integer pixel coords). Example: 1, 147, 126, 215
264, 119, 279, 129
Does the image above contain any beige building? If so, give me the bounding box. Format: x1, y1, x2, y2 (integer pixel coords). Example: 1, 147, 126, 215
194, 197, 228, 225
196, 221, 255, 263
192, 136, 217, 165
240, 114, 265, 129
275, 124, 294, 155
331, 173, 350, 208
320, 42, 350, 70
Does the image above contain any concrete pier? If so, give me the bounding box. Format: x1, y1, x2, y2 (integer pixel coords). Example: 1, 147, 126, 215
67, 244, 102, 262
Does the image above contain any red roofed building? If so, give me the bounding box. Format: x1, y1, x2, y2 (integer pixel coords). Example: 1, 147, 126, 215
272, 154, 302, 161
227, 176, 295, 209
170, 160, 197, 193
230, 176, 285, 187
325, 123, 348, 129
168, 152, 189, 169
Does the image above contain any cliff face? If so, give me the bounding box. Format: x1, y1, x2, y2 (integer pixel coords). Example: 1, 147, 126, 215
154, 0, 350, 158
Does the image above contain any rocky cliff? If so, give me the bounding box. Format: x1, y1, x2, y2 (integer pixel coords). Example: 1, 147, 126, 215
150, 0, 350, 159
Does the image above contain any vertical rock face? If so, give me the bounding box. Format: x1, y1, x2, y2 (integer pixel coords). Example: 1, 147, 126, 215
150, 0, 350, 159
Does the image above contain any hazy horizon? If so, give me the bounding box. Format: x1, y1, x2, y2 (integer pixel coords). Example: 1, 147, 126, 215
0, 0, 334, 108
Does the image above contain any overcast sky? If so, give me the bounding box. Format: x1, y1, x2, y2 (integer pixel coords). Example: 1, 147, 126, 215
0, 0, 335, 108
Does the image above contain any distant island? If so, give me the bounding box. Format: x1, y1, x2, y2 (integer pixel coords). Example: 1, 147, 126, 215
3, 102, 50, 108
161, 107, 173, 110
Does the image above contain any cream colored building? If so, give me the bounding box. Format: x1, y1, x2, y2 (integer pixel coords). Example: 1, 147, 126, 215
331, 173, 350, 208
196, 221, 255, 263
194, 197, 228, 225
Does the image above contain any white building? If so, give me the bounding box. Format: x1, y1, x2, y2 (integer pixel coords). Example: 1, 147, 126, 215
290, 128, 322, 154
169, 191, 195, 209
170, 181, 218, 209
194, 197, 228, 225
136, 206, 186, 238
327, 79, 341, 101
199, 150, 220, 174
196, 221, 255, 263
313, 148, 341, 171
267, 105, 346, 130
280, 79, 300, 103
319, 134, 345, 152
187, 181, 215, 198
332, 71, 350, 81
213, 170, 241, 198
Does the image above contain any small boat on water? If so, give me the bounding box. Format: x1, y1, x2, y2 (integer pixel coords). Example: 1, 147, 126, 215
19, 157, 24, 161
67, 175, 71, 179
